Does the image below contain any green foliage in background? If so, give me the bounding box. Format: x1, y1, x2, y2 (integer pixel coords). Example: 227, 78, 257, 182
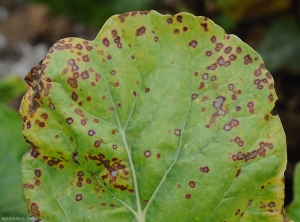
286, 162, 300, 221
0, 103, 29, 218
26, 0, 152, 28
0, 75, 28, 218
20, 11, 288, 221
0, 75, 27, 104
258, 17, 300, 73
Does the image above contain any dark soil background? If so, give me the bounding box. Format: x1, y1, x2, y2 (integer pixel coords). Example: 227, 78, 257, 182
0, 0, 299, 216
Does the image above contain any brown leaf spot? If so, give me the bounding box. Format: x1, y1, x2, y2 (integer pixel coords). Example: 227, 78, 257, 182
200, 166, 209, 173
30, 203, 40, 216
76, 194, 82, 201
144, 150, 151, 157
189, 181, 196, 188
102, 38, 110, 47
136, 26, 146, 36
34, 169, 41, 177
189, 40, 198, 48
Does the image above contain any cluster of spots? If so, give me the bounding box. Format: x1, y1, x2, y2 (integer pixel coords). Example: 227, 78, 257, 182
73, 108, 89, 126
54, 42, 72, 51
29, 143, 40, 158
23, 183, 34, 189
200, 22, 208, 32
118, 11, 150, 23
244, 54, 253, 65
24, 60, 45, 113
47, 157, 63, 167
200, 166, 210, 173
260, 201, 276, 213
232, 136, 244, 147
100, 202, 116, 208
111, 29, 123, 49
252, 64, 274, 90
136, 26, 146, 36
223, 119, 239, 131
88, 153, 132, 192
234, 209, 244, 217
232, 141, 273, 162
204, 36, 242, 70
247, 101, 255, 114
75, 171, 92, 188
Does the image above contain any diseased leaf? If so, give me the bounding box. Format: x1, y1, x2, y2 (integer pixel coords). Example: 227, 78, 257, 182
285, 162, 300, 221
20, 11, 288, 221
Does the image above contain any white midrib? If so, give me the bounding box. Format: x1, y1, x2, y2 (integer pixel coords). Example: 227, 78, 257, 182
101, 71, 144, 221
120, 128, 144, 221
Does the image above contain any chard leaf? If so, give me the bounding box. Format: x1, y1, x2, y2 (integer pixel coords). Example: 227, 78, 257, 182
20, 11, 288, 222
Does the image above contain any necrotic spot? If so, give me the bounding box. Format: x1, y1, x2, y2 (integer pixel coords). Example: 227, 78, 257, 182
71, 92, 78, 101
167, 18, 173, 24
81, 71, 89, 79
88, 130, 96, 136
136, 26, 146, 36
112, 144, 117, 149
185, 194, 191, 199
189, 40, 198, 48
205, 50, 212, 56
76, 194, 82, 201
200, 166, 209, 173
202, 73, 208, 80
82, 55, 89, 62
66, 117, 74, 124
94, 140, 101, 148
176, 15, 182, 23
144, 150, 151, 157
34, 169, 41, 177
102, 38, 110, 47
210, 36, 216, 43
189, 181, 196, 188
224, 46, 232, 54
174, 129, 181, 136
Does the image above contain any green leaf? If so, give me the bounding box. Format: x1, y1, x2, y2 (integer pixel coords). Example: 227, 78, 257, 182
20, 11, 288, 221
0, 103, 29, 218
285, 162, 300, 221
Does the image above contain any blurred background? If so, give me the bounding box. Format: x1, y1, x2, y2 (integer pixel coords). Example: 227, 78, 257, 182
0, 0, 299, 218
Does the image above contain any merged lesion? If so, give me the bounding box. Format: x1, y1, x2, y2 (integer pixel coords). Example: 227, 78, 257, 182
24, 60, 44, 114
